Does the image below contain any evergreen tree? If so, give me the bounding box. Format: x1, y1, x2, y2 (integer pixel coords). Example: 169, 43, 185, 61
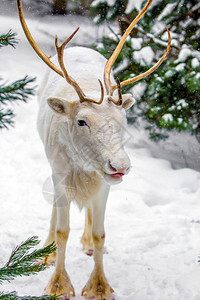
0, 30, 35, 130
91, 0, 200, 141
0, 236, 58, 300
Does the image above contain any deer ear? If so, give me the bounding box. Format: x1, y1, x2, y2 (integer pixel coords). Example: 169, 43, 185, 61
47, 97, 78, 115
122, 94, 136, 110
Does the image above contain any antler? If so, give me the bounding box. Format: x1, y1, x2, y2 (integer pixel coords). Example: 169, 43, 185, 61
55, 34, 104, 104
108, 77, 122, 106
104, 0, 171, 99
17, 0, 104, 105
17, 0, 63, 77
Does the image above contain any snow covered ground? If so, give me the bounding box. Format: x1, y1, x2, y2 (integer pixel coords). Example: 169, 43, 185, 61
1, 4, 200, 300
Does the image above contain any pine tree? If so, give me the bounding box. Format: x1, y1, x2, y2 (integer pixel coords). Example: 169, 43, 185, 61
91, 0, 200, 142
0, 236, 58, 300
0, 30, 35, 130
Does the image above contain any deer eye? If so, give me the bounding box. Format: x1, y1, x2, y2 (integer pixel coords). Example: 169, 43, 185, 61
77, 120, 88, 127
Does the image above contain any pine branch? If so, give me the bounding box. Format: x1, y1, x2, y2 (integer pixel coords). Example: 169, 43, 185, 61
0, 76, 36, 129
0, 236, 56, 283
165, 4, 200, 24
0, 30, 18, 48
0, 76, 36, 105
5, 236, 41, 268
0, 108, 14, 129
0, 291, 59, 299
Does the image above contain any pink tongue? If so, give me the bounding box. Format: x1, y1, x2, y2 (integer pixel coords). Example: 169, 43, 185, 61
111, 173, 124, 178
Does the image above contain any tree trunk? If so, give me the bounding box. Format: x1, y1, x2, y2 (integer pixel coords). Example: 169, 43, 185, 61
52, 0, 67, 15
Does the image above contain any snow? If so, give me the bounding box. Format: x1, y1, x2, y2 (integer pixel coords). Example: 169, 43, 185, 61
175, 48, 192, 63
1, 5, 200, 300
157, 3, 177, 21
176, 63, 185, 71
177, 99, 188, 109
165, 70, 174, 78
125, 0, 144, 13
91, 0, 116, 7
192, 58, 200, 68
196, 73, 200, 79
134, 46, 154, 65
162, 114, 173, 122
131, 38, 143, 50
125, 0, 161, 13
130, 82, 147, 101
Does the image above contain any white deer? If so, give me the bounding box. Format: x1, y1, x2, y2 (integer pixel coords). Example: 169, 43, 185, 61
17, 0, 170, 298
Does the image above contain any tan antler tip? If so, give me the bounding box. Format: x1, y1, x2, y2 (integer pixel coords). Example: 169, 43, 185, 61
55, 35, 58, 49
164, 28, 171, 54
97, 79, 104, 104
108, 77, 122, 106
111, 27, 171, 91
82, 79, 104, 104
104, 0, 154, 96
166, 27, 171, 45
116, 77, 122, 105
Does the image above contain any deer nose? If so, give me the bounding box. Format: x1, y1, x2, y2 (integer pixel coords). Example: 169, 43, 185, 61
108, 160, 130, 175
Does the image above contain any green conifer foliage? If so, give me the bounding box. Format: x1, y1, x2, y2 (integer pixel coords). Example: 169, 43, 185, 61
0, 236, 58, 300
0, 30, 35, 129
91, 0, 200, 141
0, 30, 18, 48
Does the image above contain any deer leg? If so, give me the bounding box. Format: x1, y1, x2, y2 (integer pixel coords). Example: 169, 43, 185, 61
81, 206, 94, 256
45, 172, 75, 297
43, 205, 57, 266
81, 186, 114, 300
45, 203, 75, 297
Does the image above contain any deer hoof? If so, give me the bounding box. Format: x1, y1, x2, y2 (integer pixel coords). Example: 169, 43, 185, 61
45, 270, 75, 297
81, 270, 114, 299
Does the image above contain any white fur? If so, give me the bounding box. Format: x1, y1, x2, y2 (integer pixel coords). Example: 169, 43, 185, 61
38, 46, 135, 298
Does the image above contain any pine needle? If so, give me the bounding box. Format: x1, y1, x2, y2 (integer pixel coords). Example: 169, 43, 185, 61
0, 236, 56, 283
0, 30, 18, 48
0, 76, 36, 104
0, 291, 59, 299
0, 76, 36, 129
